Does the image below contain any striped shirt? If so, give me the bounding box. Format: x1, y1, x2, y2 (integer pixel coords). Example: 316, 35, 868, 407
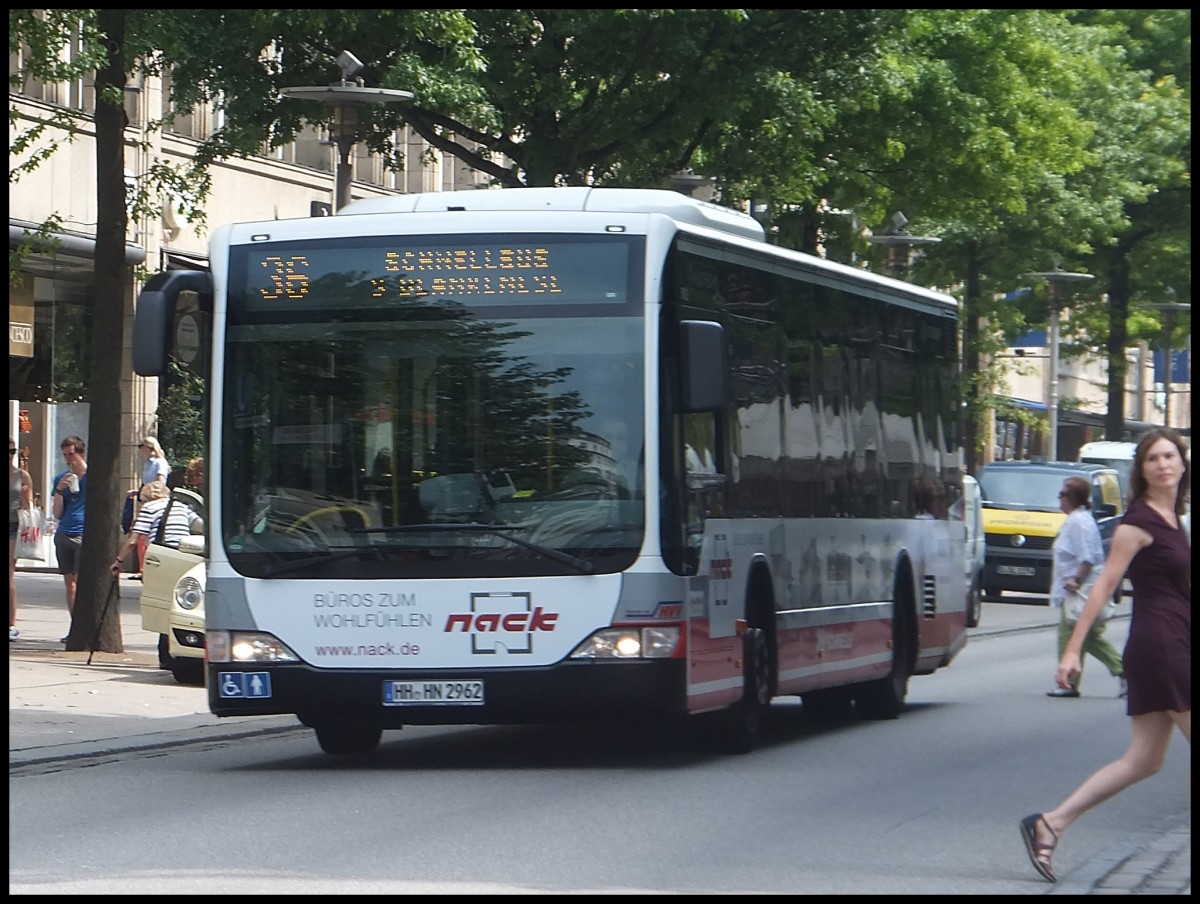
131, 496, 202, 548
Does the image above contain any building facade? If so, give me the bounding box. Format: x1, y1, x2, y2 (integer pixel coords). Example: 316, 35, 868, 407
992, 324, 1189, 464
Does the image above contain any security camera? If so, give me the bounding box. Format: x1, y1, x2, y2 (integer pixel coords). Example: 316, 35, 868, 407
337, 50, 364, 80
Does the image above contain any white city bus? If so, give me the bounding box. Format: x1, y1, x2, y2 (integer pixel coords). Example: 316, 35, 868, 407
132, 187, 968, 755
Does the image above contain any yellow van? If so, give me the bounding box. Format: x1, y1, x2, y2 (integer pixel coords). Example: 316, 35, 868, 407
976, 460, 1124, 601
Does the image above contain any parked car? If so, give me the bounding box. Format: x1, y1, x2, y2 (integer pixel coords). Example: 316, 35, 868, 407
976, 460, 1124, 603
139, 488, 207, 685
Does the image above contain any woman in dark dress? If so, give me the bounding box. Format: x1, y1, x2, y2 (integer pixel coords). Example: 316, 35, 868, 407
1020, 427, 1190, 883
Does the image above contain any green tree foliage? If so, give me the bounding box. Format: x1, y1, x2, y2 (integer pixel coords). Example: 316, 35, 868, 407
1059, 10, 1191, 438
122, 10, 895, 195
445, 10, 898, 189
742, 9, 1190, 461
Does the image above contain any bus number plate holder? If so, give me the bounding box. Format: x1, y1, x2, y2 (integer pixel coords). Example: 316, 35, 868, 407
383, 680, 485, 706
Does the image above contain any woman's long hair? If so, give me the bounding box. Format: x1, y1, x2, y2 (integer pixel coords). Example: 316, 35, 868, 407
141, 436, 166, 459
1128, 427, 1190, 515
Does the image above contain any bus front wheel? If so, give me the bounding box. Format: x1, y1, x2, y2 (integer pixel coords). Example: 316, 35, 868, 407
706, 626, 771, 754
315, 725, 383, 755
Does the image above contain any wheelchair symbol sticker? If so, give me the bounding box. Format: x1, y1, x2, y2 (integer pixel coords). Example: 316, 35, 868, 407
218, 672, 272, 698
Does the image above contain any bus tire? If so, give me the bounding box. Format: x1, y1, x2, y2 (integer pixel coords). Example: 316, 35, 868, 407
854, 583, 913, 721
315, 725, 383, 755
707, 626, 771, 754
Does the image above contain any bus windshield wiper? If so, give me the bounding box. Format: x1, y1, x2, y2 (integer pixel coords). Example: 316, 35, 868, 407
352, 523, 595, 574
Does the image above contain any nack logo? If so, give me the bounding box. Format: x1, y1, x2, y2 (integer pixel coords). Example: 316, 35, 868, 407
449, 592, 552, 655
444, 607, 559, 633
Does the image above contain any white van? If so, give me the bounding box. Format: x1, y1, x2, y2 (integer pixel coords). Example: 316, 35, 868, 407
1078, 440, 1137, 502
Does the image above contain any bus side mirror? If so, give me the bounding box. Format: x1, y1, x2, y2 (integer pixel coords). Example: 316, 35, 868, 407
681, 320, 726, 412
133, 271, 213, 376
1094, 502, 1117, 519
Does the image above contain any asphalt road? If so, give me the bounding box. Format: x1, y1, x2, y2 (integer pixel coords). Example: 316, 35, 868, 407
9, 572, 1189, 894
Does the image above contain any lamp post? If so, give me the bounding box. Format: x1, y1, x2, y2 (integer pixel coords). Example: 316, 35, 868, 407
1143, 297, 1190, 428
866, 212, 941, 279
279, 51, 413, 211
1028, 268, 1093, 460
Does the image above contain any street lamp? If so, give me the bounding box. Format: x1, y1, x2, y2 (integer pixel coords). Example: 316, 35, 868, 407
279, 51, 414, 211
1143, 294, 1191, 428
669, 170, 715, 199
866, 211, 941, 278
1027, 268, 1094, 460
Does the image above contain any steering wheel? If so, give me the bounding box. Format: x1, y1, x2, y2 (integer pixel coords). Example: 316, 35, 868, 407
284, 505, 370, 537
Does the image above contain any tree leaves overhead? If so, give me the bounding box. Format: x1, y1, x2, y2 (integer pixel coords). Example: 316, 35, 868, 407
455, 9, 900, 190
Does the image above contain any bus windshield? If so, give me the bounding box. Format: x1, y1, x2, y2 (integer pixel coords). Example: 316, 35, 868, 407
220, 233, 645, 579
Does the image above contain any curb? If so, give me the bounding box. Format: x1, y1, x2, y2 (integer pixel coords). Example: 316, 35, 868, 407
10, 717, 305, 769
968, 610, 1129, 641
9, 647, 159, 667
1049, 814, 1192, 896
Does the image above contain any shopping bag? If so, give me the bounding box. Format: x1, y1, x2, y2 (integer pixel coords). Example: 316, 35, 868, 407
16, 506, 45, 561
1065, 586, 1116, 625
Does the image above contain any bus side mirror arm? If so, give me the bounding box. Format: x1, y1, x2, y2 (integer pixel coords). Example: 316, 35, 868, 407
133, 270, 213, 376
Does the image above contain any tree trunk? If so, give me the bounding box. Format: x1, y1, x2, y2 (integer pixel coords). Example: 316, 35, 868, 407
1104, 255, 1132, 440
64, 9, 129, 653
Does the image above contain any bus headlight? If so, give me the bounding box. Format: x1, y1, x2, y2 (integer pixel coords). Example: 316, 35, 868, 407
569, 625, 681, 659
206, 630, 299, 663
174, 576, 204, 610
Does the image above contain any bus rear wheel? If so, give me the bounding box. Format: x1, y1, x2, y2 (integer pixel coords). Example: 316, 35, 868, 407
315, 725, 383, 755
854, 589, 913, 720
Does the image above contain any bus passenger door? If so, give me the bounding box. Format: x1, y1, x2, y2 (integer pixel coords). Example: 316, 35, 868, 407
684, 413, 734, 636
682, 410, 741, 711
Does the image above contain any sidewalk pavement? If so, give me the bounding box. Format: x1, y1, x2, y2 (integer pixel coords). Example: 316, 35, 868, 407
9, 570, 298, 765
9, 570, 1189, 893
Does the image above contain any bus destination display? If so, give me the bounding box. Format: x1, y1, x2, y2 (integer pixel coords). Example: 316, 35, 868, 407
244, 238, 632, 308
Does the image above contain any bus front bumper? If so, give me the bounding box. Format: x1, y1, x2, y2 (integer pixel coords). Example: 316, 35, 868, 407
207, 658, 688, 727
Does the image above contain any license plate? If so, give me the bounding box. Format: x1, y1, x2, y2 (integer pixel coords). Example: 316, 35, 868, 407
996, 565, 1036, 576
383, 680, 484, 706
